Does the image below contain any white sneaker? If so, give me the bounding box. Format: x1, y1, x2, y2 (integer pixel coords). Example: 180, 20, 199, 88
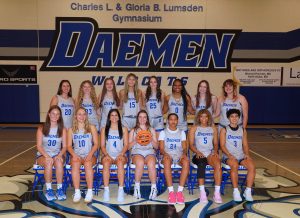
103, 189, 110, 202
149, 187, 157, 200
84, 190, 93, 203
133, 186, 141, 199
233, 190, 242, 202
73, 191, 81, 203
243, 190, 254, 202
117, 188, 125, 202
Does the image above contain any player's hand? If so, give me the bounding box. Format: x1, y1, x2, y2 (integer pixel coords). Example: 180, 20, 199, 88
196, 151, 205, 158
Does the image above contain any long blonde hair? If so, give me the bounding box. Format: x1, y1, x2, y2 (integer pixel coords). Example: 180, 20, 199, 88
76, 80, 98, 110
72, 107, 91, 134
123, 73, 139, 103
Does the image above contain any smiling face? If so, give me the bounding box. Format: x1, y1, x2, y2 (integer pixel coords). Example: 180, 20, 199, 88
61, 81, 71, 95
109, 110, 119, 123
228, 113, 239, 125
168, 114, 178, 130
82, 82, 92, 95
198, 81, 208, 95
76, 108, 87, 123
138, 112, 148, 126
127, 75, 136, 88
224, 83, 234, 95
172, 80, 182, 94
105, 79, 114, 91
199, 112, 209, 126
48, 108, 61, 123
149, 77, 158, 90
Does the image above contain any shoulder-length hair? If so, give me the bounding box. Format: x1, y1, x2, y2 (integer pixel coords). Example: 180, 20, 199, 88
195, 80, 212, 109
76, 80, 98, 110
42, 105, 64, 137
222, 79, 237, 100
56, 80, 72, 97
145, 76, 162, 102
99, 78, 120, 107
194, 109, 213, 126
123, 73, 139, 103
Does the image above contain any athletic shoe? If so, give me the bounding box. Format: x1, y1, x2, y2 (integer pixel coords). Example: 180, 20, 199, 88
176, 191, 185, 204
73, 191, 81, 203
56, 188, 67, 201
168, 191, 176, 204
233, 190, 242, 202
149, 187, 158, 200
199, 190, 208, 203
133, 186, 141, 199
213, 192, 223, 204
45, 189, 57, 201
84, 190, 93, 203
243, 190, 254, 202
117, 188, 125, 202
103, 189, 110, 202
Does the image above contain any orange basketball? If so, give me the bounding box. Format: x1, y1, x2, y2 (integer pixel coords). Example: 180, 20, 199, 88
136, 130, 152, 146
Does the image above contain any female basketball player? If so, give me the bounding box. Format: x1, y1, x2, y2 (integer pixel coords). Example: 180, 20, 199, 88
50, 80, 75, 129
36, 105, 67, 201
144, 76, 165, 136
129, 110, 158, 200
159, 113, 189, 204
98, 78, 120, 130
215, 79, 248, 130
220, 109, 255, 202
163, 79, 194, 133
76, 80, 100, 132
67, 107, 99, 203
189, 109, 222, 204
119, 73, 143, 131
191, 80, 217, 120
101, 109, 128, 202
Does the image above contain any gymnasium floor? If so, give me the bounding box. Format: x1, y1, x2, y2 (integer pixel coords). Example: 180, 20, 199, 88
0, 126, 299, 218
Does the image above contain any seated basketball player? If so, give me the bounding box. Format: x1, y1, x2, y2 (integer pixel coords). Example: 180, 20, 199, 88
159, 113, 189, 204
36, 105, 67, 201
189, 109, 222, 204
128, 110, 158, 200
101, 109, 128, 202
220, 109, 255, 202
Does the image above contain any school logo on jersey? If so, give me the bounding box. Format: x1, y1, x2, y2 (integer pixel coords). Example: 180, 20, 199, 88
41, 17, 239, 72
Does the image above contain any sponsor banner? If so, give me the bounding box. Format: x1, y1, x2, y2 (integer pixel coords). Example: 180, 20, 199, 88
0, 65, 37, 84
282, 67, 300, 86
233, 66, 282, 86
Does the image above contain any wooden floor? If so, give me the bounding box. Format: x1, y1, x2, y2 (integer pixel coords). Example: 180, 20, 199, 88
0, 125, 299, 217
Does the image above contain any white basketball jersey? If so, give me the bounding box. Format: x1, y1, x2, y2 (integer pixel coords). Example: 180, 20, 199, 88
106, 129, 124, 158
37, 127, 62, 157
194, 126, 214, 157
223, 126, 244, 160
168, 95, 187, 131
57, 95, 74, 129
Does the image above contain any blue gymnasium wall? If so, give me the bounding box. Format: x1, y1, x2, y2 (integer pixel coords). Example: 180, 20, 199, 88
0, 85, 40, 123
240, 87, 300, 124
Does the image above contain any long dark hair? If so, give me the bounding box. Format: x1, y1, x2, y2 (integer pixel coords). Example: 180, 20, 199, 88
99, 78, 120, 107
105, 109, 123, 140
56, 80, 72, 97
145, 76, 162, 102
196, 80, 212, 109
42, 105, 64, 137
172, 79, 190, 120
134, 110, 151, 131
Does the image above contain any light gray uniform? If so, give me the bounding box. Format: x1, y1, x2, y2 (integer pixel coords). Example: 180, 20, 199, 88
57, 95, 74, 129
161, 128, 184, 163
122, 92, 139, 130
192, 96, 214, 116
131, 129, 155, 157
37, 127, 62, 158
168, 95, 188, 131
82, 98, 100, 131
100, 96, 117, 129
106, 129, 124, 160
219, 98, 243, 129
223, 126, 244, 161
194, 126, 214, 158
72, 130, 93, 158
145, 94, 164, 131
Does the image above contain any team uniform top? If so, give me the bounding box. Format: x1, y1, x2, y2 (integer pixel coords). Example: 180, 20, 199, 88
194, 126, 214, 158
100, 96, 117, 128
57, 95, 74, 129
145, 94, 164, 131
37, 127, 62, 158
191, 96, 214, 116
223, 126, 244, 161
159, 128, 186, 163
123, 92, 139, 117
72, 129, 93, 158
106, 129, 124, 160
131, 128, 155, 157
219, 98, 243, 127
81, 98, 99, 131
168, 95, 188, 131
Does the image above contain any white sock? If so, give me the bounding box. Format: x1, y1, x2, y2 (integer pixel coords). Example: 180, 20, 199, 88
199, 185, 205, 192
57, 184, 62, 189
168, 186, 174, 192
245, 187, 251, 193
75, 189, 80, 194
215, 185, 220, 193
119, 186, 124, 190
233, 188, 239, 193
178, 186, 184, 192
46, 183, 52, 190
87, 189, 93, 194
104, 186, 109, 191
151, 183, 157, 189
135, 182, 140, 188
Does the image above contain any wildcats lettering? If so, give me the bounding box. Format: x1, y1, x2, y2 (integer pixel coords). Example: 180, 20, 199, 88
41, 17, 239, 72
